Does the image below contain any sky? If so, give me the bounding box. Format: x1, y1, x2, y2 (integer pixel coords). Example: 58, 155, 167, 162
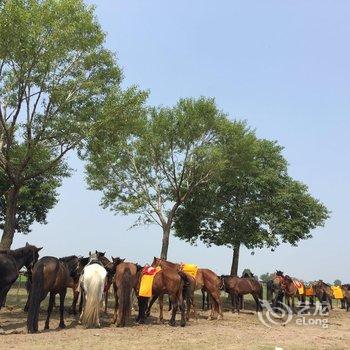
13, 0, 350, 282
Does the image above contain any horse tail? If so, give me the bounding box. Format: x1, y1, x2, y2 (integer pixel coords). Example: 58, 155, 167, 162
118, 267, 132, 327
81, 271, 104, 327
27, 263, 44, 333
178, 271, 191, 308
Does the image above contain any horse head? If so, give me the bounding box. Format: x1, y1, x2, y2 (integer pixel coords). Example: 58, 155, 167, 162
111, 256, 125, 267
151, 257, 162, 267
23, 243, 43, 270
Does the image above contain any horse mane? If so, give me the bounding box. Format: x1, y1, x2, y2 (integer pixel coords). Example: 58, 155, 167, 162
59, 255, 79, 277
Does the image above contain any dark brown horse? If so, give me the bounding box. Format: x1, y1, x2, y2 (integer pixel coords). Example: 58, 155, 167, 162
136, 266, 190, 327
95, 251, 117, 313
312, 280, 333, 311
0, 243, 42, 315
220, 275, 262, 313
151, 257, 223, 320
341, 284, 350, 311
27, 255, 80, 333
111, 258, 141, 326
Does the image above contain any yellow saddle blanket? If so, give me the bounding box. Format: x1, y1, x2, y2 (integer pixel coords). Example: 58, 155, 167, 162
293, 280, 304, 295
139, 266, 161, 298
331, 286, 344, 299
181, 263, 198, 278
305, 287, 314, 296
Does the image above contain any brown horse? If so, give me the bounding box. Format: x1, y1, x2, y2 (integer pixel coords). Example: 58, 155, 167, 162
136, 266, 190, 327
111, 258, 141, 326
312, 280, 333, 311
27, 255, 80, 333
341, 284, 350, 311
220, 275, 262, 313
280, 275, 306, 310
150, 257, 223, 320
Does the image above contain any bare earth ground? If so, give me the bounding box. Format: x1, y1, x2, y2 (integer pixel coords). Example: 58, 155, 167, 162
0, 288, 350, 350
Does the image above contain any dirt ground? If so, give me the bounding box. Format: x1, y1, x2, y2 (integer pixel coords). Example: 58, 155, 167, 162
0, 288, 349, 350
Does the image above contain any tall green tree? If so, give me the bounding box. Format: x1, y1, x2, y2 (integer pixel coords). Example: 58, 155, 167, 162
0, 0, 141, 248
174, 121, 329, 275
85, 97, 225, 259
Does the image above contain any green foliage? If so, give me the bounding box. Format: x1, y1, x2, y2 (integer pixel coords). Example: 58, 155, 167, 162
0, 0, 138, 243
85, 97, 225, 230
334, 279, 342, 286
260, 272, 275, 283
174, 119, 329, 252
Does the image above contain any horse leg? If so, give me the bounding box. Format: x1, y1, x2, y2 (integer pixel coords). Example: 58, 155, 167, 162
58, 289, 67, 329
145, 295, 158, 318
158, 294, 164, 322
230, 292, 235, 313
236, 294, 240, 314
112, 284, 119, 324
44, 292, 56, 330
169, 295, 178, 327
104, 280, 111, 314
202, 289, 206, 310
137, 297, 148, 324
253, 293, 260, 312
70, 289, 79, 315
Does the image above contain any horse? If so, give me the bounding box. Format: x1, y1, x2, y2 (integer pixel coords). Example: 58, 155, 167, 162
27, 255, 80, 333
220, 275, 262, 313
279, 275, 306, 311
111, 258, 142, 326
136, 266, 190, 327
69, 256, 89, 315
266, 270, 288, 308
0, 243, 42, 315
150, 257, 223, 321
78, 253, 107, 328
312, 280, 333, 312
341, 284, 350, 311
95, 251, 118, 313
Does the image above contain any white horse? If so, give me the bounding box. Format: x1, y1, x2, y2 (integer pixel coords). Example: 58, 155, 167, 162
78, 253, 107, 327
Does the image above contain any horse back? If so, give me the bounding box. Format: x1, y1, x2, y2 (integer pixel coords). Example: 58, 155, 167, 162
196, 268, 220, 290
115, 262, 137, 288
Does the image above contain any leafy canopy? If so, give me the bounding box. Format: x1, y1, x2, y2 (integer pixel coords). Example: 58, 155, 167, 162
86, 97, 226, 230
174, 120, 329, 251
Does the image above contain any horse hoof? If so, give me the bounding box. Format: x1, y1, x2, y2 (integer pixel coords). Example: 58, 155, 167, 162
180, 321, 186, 327
169, 321, 176, 327
44, 325, 49, 330
59, 323, 66, 329
217, 315, 223, 320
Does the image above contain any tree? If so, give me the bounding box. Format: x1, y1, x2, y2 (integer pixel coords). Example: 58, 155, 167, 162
85, 97, 225, 259
0, 156, 68, 234
334, 279, 342, 286
174, 120, 329, 275
260, 273, 275, 283
0, 0, 137, 248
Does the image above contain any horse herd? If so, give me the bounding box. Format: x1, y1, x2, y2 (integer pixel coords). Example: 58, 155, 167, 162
0, 244, 349, 334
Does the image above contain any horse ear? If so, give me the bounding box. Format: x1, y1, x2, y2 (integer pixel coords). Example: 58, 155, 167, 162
89, 251, 92, 256
103, 251, 106, 256
122, 258, 125, 262
26, 242, 29, 246
37, 247, 43, 252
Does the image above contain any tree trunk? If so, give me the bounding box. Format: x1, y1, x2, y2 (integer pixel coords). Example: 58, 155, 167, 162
160, 225, 170, 260
0, 187, 19, 249
230, 243, 240, 276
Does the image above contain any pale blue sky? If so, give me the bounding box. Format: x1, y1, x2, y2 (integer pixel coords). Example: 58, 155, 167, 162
14, 0, 349, 282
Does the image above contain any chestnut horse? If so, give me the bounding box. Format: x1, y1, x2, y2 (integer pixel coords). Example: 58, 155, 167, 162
150, 257, 223, 320
220, 275, 262, 313
112, 258, 141, 326
136, 266, 190, 327
341, 284, 350, 311
27, 255, 80, 333
279, 275, 306, 311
